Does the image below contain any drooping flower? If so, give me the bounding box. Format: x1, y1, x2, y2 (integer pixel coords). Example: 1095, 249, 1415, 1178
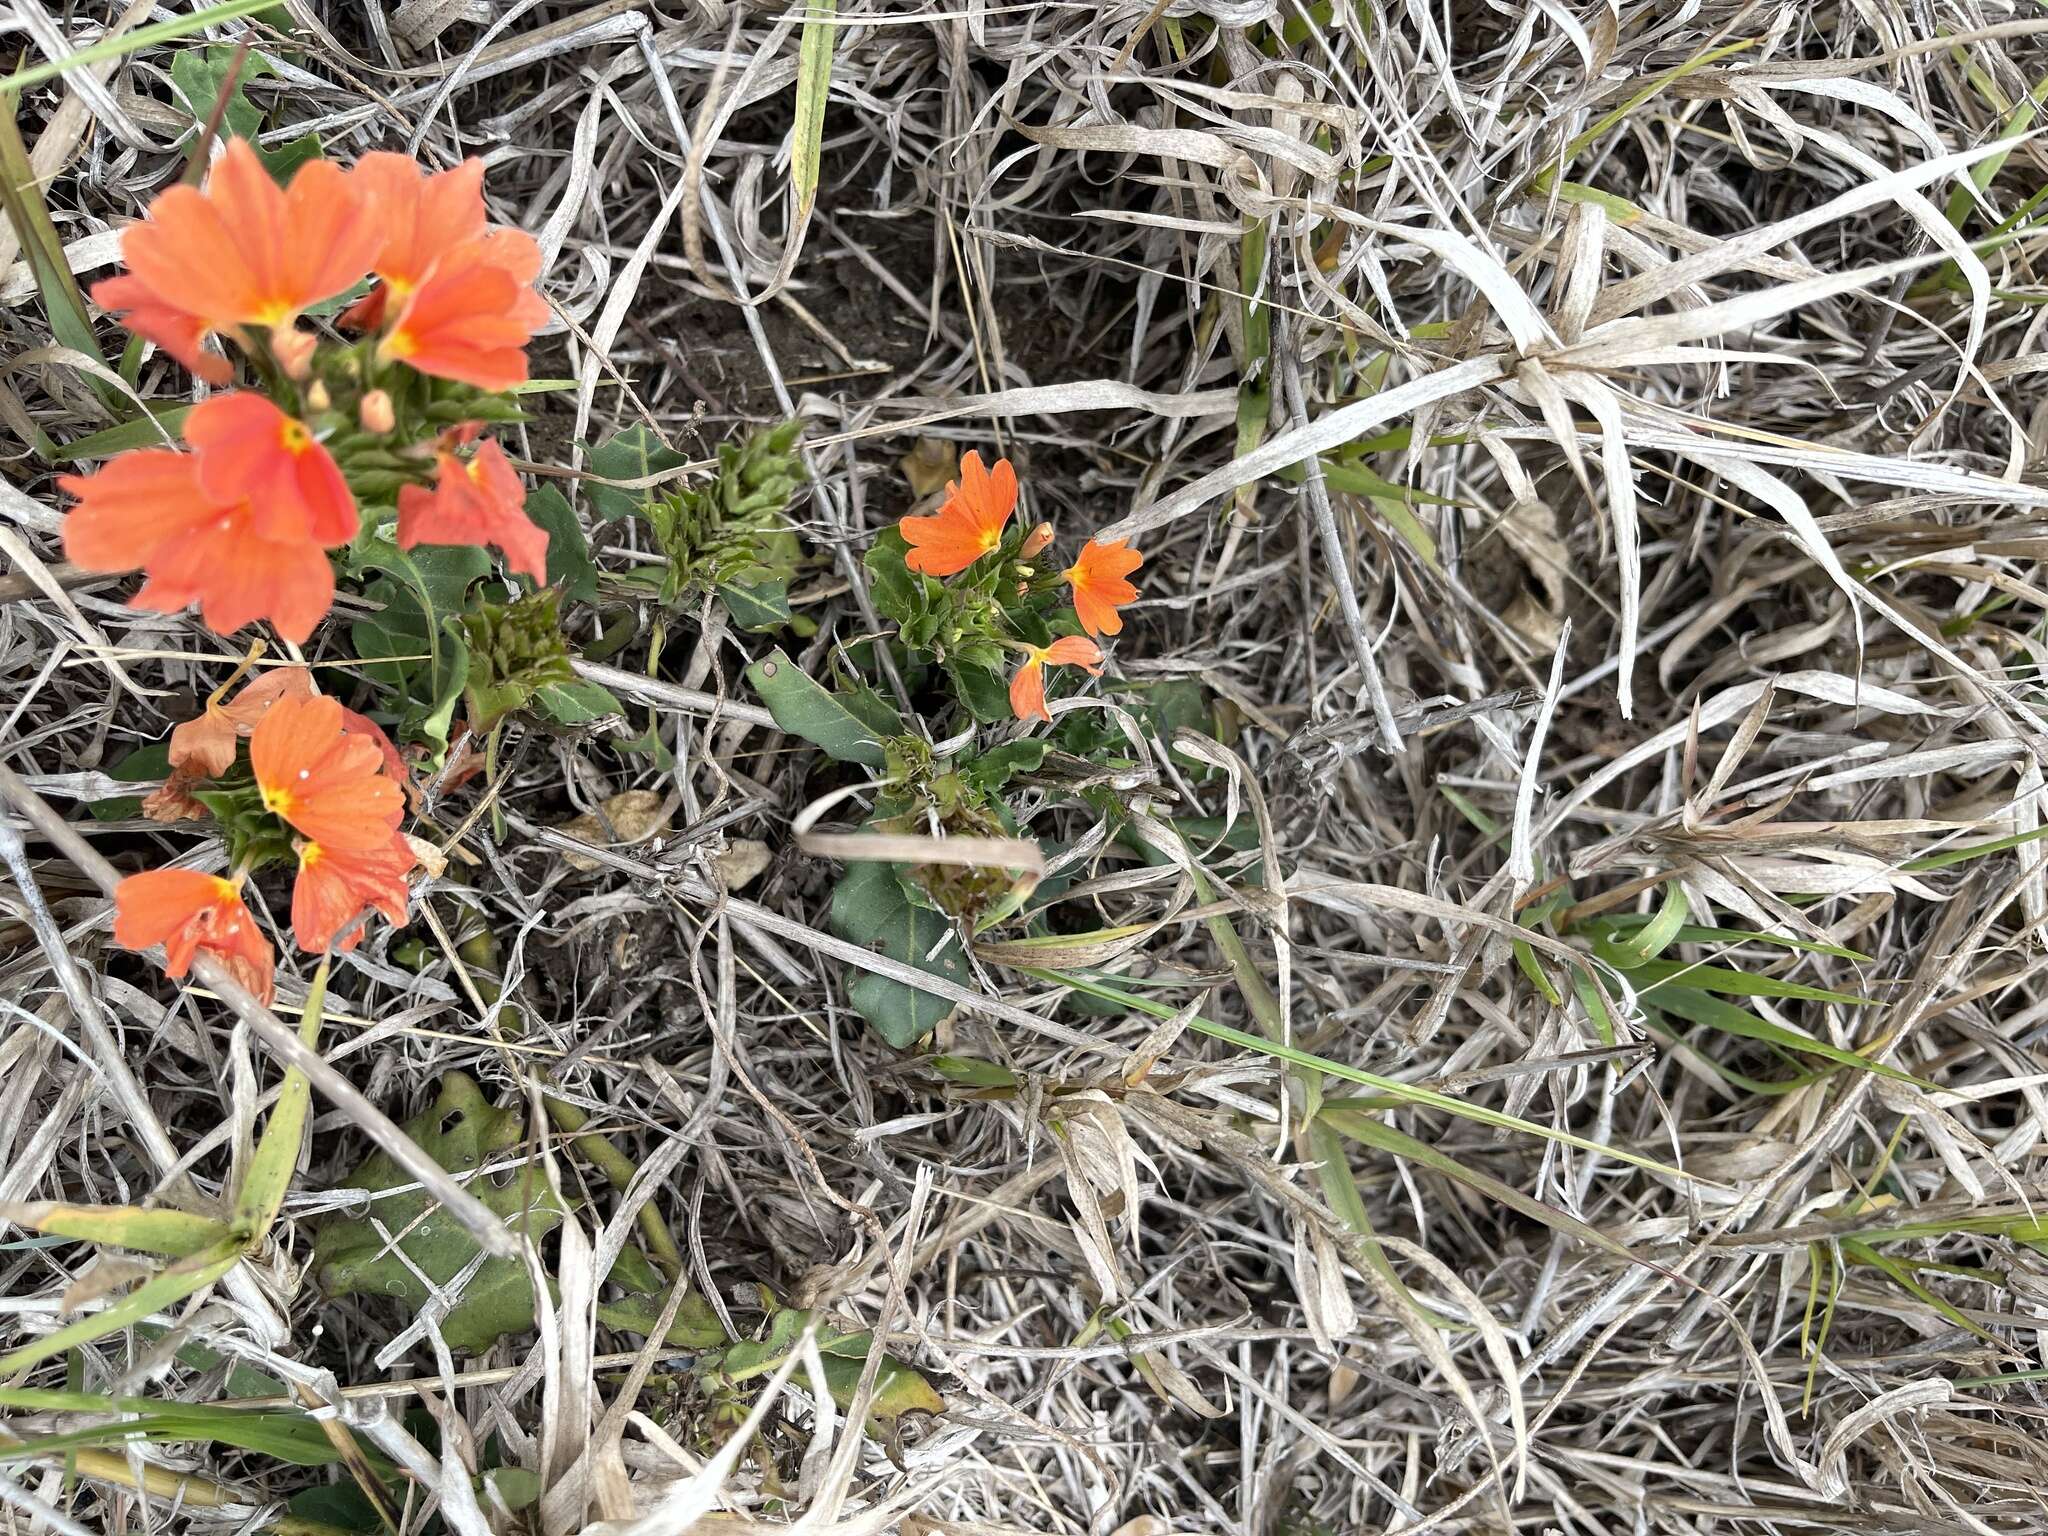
1008, 635, 1104, 724
378, 231, 548, 391
1062, 537, 1144, 638
112, 869, 274, 1004
251, 693, 404, 852
292, 833, 416, 954
60, 451, 336, 644
169, 664, 318, 782
396, 438, 548, 581
184, 393, 358, 545
899, 451, 1017, 576
92, 138, 378, 380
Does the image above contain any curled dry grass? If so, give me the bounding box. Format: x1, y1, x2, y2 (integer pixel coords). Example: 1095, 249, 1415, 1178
7, 2, 2048, 1532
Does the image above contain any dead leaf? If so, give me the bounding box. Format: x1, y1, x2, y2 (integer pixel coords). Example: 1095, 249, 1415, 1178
560, 791, 672, 874
899, 437, 956, 500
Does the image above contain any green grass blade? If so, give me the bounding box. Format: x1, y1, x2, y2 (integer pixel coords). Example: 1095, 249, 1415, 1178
1318, 1101, 1631, 1261
791, 0, 837, 224
0, 1239, 243, 1378
1641, 983, 1922, 1086
0, 1, 281, 97
234, 959, 326, 1236
1021, 966, 1693, 1180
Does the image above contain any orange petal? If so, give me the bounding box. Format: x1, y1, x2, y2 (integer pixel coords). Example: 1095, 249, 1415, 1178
395, 441, 547, 581
185, 392, 358, 546
59, 450, 222, 573
113, 869, 233, 952
90, 273, 231, 383
292, 834, 416, 953
251, 693, 402, 851
219, 665, 317, 731
129, 507, 337, 645
350, 153, 487, 292
168, 705, 237, 778
1009, 657, 1049, 723
1043, 635, 1105, 673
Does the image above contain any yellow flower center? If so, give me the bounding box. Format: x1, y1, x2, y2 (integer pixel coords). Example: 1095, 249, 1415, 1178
301, 842, 325, 869
207, 876, 239, 903
279, 419, 311, 455
261, 782, 297, 820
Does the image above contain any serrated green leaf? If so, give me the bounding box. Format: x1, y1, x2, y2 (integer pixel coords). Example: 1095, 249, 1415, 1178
746, 648, 901, 766
829, 860, 968, 1047
585, 425, 689, 522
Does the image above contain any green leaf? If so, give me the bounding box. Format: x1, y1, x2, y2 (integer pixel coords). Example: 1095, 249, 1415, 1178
534, 678, 624, 726
88, 740, 173, 821
170, 46, 265, 145
792, 0, 837, 222
698, 1305, 943, 1425
594, 1288, 726, 1350
1318, 1101, 1630, 1259
717, 576, 791, 632
1608, 884, 1688, 965
235, 962, 325, 1237
745, 647, 901, 767
0, 1, 282, 97
311, 1074, 563, 1355
62, 406, 191, 461
829, 860, 968, 1048
947, 660, 1011, 724
863, 530, 921, 627
585, 425, 688, 522
347, 539, 489, 749
1602, 946, 1871, 1005
522, 486, 598, 603
1639, 983, 1922, 1085
0, 1239, 244, 1379
0, 1204, 231, 1258
958, 740, 1046, 796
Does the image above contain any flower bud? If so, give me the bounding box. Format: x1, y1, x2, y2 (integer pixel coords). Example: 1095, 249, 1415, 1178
1019, 521, 1054, 560
305, 379, 332, 413
272, 326, 316, 380
360, 389, 396, 435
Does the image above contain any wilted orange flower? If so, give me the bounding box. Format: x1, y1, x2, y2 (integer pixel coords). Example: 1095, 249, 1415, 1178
113, 869, 274, 1004
60, 451, 336, 644
185, 393, 358, 545
1008, 635, 1104, 724
169, 664, 318, 781
251, 693, 404, 853
92, 139, 377, 382
379, 231, 548, 391
396, 438, 548, 581
1063, 537, 1143, 638
899, 451, 1016, 576
293, 833, 416, 954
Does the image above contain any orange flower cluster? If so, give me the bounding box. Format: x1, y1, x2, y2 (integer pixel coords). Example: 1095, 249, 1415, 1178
114, 670, 420, 998
64, 142, 551, 642
895, 450, 1141, 722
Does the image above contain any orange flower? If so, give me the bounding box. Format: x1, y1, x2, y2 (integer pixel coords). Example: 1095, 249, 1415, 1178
350, 153, 487, 295
92, 139, 377, 380
1008, 635, 1104, 724
899, 451, 1017, 576
113, 869, 274, 1004
292, 833, 416, 954
185, 393, 358, 545
378, 231, 548, 391
251, 693, 404, 853
1062, 538, 1143, 638
396, 439, 548, 581
60, 451, 336, 644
